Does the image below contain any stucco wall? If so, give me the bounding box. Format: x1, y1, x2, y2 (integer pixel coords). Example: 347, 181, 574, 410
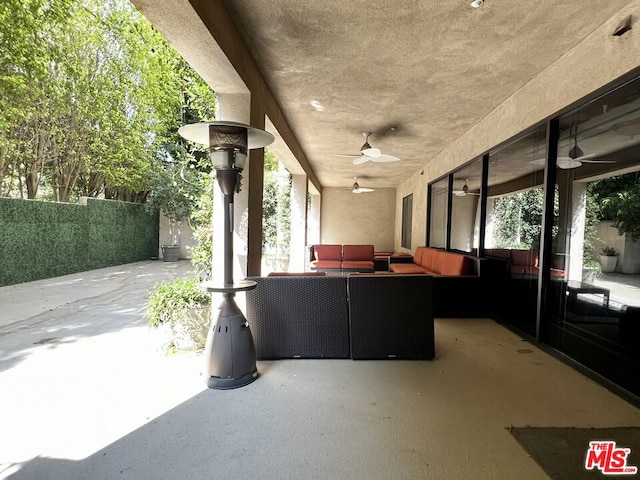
321, 187, 395, 252
596, 221, 640, 274
395, 3, 640, 252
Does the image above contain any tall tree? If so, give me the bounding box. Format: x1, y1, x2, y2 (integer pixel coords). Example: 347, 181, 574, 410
0, 0, 216, 202
0, 0, 73, 197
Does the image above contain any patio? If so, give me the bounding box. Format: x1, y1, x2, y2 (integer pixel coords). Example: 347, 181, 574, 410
593, 272, 640, 308
1, 261, 639, 479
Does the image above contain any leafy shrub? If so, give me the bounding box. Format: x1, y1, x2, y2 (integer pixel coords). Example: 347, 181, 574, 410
146, 277, 210, 328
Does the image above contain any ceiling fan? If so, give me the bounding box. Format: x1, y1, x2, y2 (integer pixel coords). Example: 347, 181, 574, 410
565, 124, 617, 167
453, 179, 480, 196
352, 177, 375, 193
531, 124, 617, 169
336, 132, 399, 165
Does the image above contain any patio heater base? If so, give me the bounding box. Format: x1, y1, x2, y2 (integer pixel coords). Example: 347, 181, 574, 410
203, 284, 258, 390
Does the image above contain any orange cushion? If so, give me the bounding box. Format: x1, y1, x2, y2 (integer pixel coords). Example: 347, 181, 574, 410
389, 263, 427, 274
430, 251, 444, 274
314, 244, 342, 261
510, 249, 537, 267
485, 248, 510, 260
440, 252, 470, 275
312, 260, 342, 269
341, 260, 374, 270
342, 244, 374, 261
413, 247, 425, 266
268, 272, 326, 276
420, 248, 436, 271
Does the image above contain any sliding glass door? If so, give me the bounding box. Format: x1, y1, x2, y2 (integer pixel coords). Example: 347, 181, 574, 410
543, 78, 640, 396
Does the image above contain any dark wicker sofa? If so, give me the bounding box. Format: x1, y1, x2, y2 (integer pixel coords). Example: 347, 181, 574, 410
348, 274, 435, 359
245, 275, 351, 359
245, 273, 435, 360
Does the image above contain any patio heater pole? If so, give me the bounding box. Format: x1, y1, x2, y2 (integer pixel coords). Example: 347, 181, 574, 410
178, 121, 274, 389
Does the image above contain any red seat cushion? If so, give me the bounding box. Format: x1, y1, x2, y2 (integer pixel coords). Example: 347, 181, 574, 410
439, 252, 470, 275
312, 260, 342, 270
420, 248, 436, 271
341, 260, 374, 271
389, 263, 428, 274
510, 249, 537, 267
268, 272, 326, 276
485, 248, 510, 260
342, 244, 374, 261
314, 244, 343, 261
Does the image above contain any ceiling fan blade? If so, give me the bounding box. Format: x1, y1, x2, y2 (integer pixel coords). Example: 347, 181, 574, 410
335, 154, 362, 158
371, 153, 399, 162
352, 156, 370, 165
352, 188, 362, 193
557, 158, 583, 169
574, 152, 616, 163
358, 187, 374, 192
361, 147, 381, 157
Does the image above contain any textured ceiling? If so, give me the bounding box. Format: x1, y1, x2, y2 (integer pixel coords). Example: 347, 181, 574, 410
133, 0, 634, 190
221, 0, 632, 189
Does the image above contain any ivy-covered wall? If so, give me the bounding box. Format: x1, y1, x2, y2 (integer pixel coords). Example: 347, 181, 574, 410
0, 198, 159, 286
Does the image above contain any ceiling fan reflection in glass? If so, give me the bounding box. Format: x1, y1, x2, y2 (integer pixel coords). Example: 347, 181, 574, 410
453, 180, 480, 196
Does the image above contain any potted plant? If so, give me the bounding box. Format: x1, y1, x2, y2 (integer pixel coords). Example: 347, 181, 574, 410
599, 246, 618, 273
146, 277, 211, 351
582, 259, 602, 283
145, 159, 204, 261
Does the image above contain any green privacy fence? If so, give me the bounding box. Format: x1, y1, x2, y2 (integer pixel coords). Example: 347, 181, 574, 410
0, 197, 159, 287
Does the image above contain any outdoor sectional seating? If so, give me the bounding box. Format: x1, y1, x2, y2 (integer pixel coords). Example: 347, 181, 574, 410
348, 274, 434, 359
388, 246, 500, 318
309, 244, 375, 272
485, 248, 566, 278
245, 273, 435, 360
389, 246, 472, 276
246, 275, 351, 359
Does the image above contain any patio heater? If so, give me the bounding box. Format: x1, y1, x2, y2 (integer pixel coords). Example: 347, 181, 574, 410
178, 121, 274, 389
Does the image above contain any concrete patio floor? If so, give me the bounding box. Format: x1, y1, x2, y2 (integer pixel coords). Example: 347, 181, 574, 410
1, 261, 639, 479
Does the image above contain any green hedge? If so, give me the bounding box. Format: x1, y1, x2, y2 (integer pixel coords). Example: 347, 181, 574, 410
0, 198, 159, 286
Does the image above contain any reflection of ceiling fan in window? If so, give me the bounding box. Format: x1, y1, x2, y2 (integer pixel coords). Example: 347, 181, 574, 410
531, 124, 617, 169
453, 179, 480, 196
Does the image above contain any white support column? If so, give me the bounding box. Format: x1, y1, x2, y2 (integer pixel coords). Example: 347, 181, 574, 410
289, 174, 308, 271
568, 181, 587, 282
306, 189, 321, 269
212, 93, 251, 283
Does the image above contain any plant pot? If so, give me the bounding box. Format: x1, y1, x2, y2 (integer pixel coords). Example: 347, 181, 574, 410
599, 255, 617, 273
161, 245, 180, 262
582, 266, 599, 283
170, 306, 211, 350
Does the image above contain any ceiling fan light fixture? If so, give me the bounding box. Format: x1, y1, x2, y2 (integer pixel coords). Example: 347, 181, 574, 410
568, 145, 583, 160
558, 158, 583, 169
337, 132, 399, 164
360, 133, 381, 157
471, 0, 484, 8
352, 177, 374, 193
361, 146, 381, 157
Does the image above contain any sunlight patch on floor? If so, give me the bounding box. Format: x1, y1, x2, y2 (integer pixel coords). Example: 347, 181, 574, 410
0, 326, 206, 464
